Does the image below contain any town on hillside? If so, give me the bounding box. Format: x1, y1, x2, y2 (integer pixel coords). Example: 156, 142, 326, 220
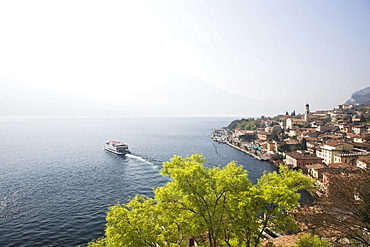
211, 103, 370, 197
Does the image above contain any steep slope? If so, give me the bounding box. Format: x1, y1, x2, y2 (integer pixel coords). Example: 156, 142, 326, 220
345, 87, 370, 105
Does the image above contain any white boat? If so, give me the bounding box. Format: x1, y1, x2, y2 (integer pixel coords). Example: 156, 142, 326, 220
104, 140, 130, 155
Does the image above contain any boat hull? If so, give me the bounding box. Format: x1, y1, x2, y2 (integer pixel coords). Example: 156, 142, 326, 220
104, 147, 130, 155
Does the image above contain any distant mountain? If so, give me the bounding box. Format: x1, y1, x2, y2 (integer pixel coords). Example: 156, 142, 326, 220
134, 76, 283, 117
0, 76, 129, 116
0, 76, 283, 117
345, 87, 370, 105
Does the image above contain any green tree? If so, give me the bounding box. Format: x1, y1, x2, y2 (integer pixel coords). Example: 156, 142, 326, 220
88, 154, 313, 247
296, 233, 333, 247
234, 118, 262, 131
277, 143, 292, 153
301, 138, 307, 151
270, 129, 282, 141
239, 134, 255, 142
360, 114, 367, 122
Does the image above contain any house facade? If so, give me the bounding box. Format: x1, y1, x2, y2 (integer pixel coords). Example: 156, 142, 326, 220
286, 118, 306, 129
356, 155, 370, 169
317, 141, 354, 164
338, 104, 353, 110
306, 163, 327, 180
285, 151, 323, 173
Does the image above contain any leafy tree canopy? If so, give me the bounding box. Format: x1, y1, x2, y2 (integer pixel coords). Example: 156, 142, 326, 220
296, 233, 333, 247
360, 114, 367, 122
239, 134, 255, 142
228, 118, 261, 131
88, 154, 313, 247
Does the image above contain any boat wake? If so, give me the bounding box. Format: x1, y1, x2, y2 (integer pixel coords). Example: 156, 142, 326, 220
126, 154, 161, 171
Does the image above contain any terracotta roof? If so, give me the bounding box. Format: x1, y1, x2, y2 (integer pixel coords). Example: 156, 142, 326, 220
323, 140, 343, 146
351, 142, 370, 148
286, 152, 323, 160
306, 163, 327, 169
327, 163, 353, 169
289, 118, 306, 122
284, 138, 299, 145
263, 233, 303, 246
346, 133, 358, 138
357, 155, 370, 163
305, 137, 318, 142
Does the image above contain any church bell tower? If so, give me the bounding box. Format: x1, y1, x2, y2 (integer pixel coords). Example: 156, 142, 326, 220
304, 103, 310, 125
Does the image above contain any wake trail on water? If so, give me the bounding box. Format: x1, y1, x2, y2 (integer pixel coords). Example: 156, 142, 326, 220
126, 154, 161, 172
212, 142, 220, 156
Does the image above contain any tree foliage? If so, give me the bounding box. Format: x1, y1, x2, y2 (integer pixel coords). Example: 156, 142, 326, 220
88, 154, 313, 247
360, 114, 367, 122
227, 118, 262, 131
301, 138, 307, 151
277, 143, 301, 154
239, 134, 255, 142
296, 233, 333, 247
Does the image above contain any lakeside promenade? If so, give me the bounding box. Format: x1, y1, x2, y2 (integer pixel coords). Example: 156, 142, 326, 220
211, 128, 271, 161
225, 141, 271, 161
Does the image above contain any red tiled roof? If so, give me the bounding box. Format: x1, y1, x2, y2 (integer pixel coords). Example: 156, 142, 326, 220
327, 163, 352, 169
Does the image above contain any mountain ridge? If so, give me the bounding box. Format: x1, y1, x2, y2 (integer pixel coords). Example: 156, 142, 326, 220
0, 76, 282, 117
345, 86, 370, 105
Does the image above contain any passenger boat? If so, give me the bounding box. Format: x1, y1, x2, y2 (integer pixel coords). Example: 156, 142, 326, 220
104, 140, 130, 155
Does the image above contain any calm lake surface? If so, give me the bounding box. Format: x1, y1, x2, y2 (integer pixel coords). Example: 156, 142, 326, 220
0, 116, 277, 246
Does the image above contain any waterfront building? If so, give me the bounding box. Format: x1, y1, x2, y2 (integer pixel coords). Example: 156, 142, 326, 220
266, 141, 277, 153
234, 129, 255, 137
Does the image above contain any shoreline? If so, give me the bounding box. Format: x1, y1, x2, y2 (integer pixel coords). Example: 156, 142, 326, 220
211, 129, 271, 162
225, 141, 270, 161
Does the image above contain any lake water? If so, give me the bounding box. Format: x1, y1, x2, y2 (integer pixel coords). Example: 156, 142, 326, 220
0, 116, 277, 246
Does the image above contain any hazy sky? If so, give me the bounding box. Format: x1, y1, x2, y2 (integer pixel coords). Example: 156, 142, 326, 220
0, 0, 369, 113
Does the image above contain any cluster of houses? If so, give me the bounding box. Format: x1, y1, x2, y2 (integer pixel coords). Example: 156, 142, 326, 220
227, 103, 370, 196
